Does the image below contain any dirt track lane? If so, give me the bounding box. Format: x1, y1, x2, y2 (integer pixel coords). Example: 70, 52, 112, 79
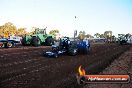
0, 44, 131, 88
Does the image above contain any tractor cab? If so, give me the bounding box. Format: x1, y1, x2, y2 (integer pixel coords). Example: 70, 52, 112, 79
35, 28, 47, 35
52, 37, 71, 51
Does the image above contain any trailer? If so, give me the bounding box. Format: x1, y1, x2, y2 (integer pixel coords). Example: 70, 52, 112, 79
0, 36, 22, 48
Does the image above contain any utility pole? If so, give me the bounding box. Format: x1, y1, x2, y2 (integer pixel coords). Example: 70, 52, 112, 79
74, 16, 77, 41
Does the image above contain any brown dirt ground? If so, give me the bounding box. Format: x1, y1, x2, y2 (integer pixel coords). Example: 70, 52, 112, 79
0, 43, 131, 88
84, 47, 132, 88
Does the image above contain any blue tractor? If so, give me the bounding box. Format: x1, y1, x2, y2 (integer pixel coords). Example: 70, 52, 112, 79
43, 37, 90, 58
77, 39, 90, 54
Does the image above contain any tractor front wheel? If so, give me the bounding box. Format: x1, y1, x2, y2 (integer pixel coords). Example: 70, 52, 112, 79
68, 48, 78, 56
31, 36, 41, 47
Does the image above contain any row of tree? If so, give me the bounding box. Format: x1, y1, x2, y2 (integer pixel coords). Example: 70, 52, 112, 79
0, 22, 131, 40
78, 30, 132, 40
0, 22, 27, 38
0, 22, 60, 38
78, 31, 113, 39
93, 32, 131, 39
78, 31, 94, 39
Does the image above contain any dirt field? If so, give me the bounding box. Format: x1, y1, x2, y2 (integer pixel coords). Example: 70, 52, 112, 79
84, 47, 132, 88
0, 43, 131, 88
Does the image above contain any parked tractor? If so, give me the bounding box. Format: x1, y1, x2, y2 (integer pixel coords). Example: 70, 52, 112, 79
21, 27, 54, 46
118, 34, 128, 45
44, 37, 90, 58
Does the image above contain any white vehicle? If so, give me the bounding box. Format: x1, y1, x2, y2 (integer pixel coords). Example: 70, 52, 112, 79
0, 36, 22, 48
9, 36, 22, 43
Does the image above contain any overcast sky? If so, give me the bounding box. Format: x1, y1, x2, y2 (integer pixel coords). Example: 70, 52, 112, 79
0, 0, 132, 37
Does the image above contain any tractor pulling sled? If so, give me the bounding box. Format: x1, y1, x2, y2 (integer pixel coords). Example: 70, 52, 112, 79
43, 37, 90, 58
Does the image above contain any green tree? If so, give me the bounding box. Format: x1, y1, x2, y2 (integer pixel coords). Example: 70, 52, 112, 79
49, 29, 59, 36
17, 28, 27, 36
0, 26, 3, 37
85, 34, 93, 38
100, 34, 105, 38
94, 33, 100, 38
104, 31, 112, 38
104, 31, 112, 42
0, 22, 17, 37
78, 31, 86, 40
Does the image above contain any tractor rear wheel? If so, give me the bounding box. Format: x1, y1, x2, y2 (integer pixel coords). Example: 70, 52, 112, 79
68, 44, 78, 56
46, 37, 54, 46
68, 48, 78, 56
31, 36, 41, 47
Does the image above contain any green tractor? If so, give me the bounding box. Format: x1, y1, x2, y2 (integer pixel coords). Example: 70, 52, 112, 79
118, 34, 128, 45
22, 27, 55, 47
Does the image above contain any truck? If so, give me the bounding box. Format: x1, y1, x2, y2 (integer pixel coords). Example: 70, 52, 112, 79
21, 27, 55, 47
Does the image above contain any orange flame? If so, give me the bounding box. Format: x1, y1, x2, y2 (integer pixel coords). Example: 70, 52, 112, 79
78, 65, 86, 76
